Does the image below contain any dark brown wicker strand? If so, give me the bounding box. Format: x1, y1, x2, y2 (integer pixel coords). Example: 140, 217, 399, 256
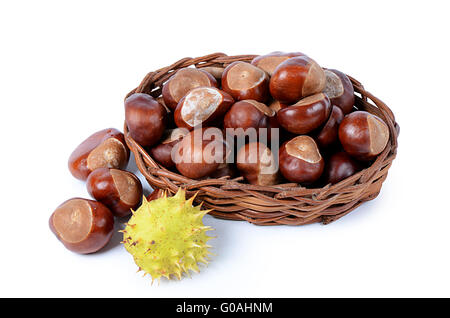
124, 53, 399, 226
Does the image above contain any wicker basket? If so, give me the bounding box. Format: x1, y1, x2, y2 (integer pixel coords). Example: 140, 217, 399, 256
124, 53, 399, 226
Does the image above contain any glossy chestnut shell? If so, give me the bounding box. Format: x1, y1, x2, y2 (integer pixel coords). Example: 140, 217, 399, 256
269, 56, 326, 104
68, 128, 129, 181
222, 61, 270, 102
86, 168, 143, 217
162, 68, 218, 110
324, 151, 361, 184
277, 93, 331, 134
338, 111, 390, 161
279, 136, 324, 184
125, 93, 167, 147
174, 128, 230, 179
174, 87, 234, 129
49, 198, 114, 254
323, 69, 355, 114
224, 99, 277, 139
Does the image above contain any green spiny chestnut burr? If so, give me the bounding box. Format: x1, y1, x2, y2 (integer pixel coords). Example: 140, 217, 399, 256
122, 189, 214, 282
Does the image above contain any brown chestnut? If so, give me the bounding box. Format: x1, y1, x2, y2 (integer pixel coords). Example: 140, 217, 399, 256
174, 128, 230, 179
338, 111, 390, 161
279, 136, 324, 184
174, 87, 234, 129
162, 68, 218, 110
125, 93, 167, 147
251, 51, 306, 76
221, 61, 269, 102
68, 128, 129, 181
324, 151, 361, 184
224, 100, 276, 137
86, 168, 143, 217
149, 128, 189, 168
270, 56, 326, 104
236, 142, 279, 186
323, 69, 355, 114
315, 105, 344, 149
49, 198, 114, 254
277, 93, 331, 134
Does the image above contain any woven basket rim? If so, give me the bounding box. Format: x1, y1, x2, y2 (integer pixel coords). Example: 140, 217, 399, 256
124, 53, 399, 226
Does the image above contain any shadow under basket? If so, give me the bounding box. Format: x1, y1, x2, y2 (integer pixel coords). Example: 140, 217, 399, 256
124, 53, 399, 226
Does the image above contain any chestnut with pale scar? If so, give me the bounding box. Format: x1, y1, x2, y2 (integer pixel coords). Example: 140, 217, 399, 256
68, 128, 129, 181
279, 135, 324, 184
53, 200, 92, 243
323, 69, 355, 114
86, 138, 128, 172
174, 128, 230, 179
222, 61, 269, 102
49, 198, 114, 254
277, 93, 331, 134
162, 68, 218, 110
175, 87, 233, 129
338, 111, 389, 161
269, 55, 326, 104
87, 168, 143, 218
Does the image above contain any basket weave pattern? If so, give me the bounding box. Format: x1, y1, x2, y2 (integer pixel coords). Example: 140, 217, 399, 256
124, 53, 399, 226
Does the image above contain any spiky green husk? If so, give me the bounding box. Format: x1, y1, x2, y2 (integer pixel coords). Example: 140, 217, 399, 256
122, 189, 213, 282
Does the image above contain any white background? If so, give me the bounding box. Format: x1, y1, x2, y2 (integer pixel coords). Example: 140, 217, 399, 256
1, 0, 449, 298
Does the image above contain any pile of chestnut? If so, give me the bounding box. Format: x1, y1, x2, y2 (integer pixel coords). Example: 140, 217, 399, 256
50, 51, 390, 254
50, 128, 147, 254
125, 51, 390, 186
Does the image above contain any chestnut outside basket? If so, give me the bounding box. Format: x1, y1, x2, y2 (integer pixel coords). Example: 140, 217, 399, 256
124, 53, 399, 226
